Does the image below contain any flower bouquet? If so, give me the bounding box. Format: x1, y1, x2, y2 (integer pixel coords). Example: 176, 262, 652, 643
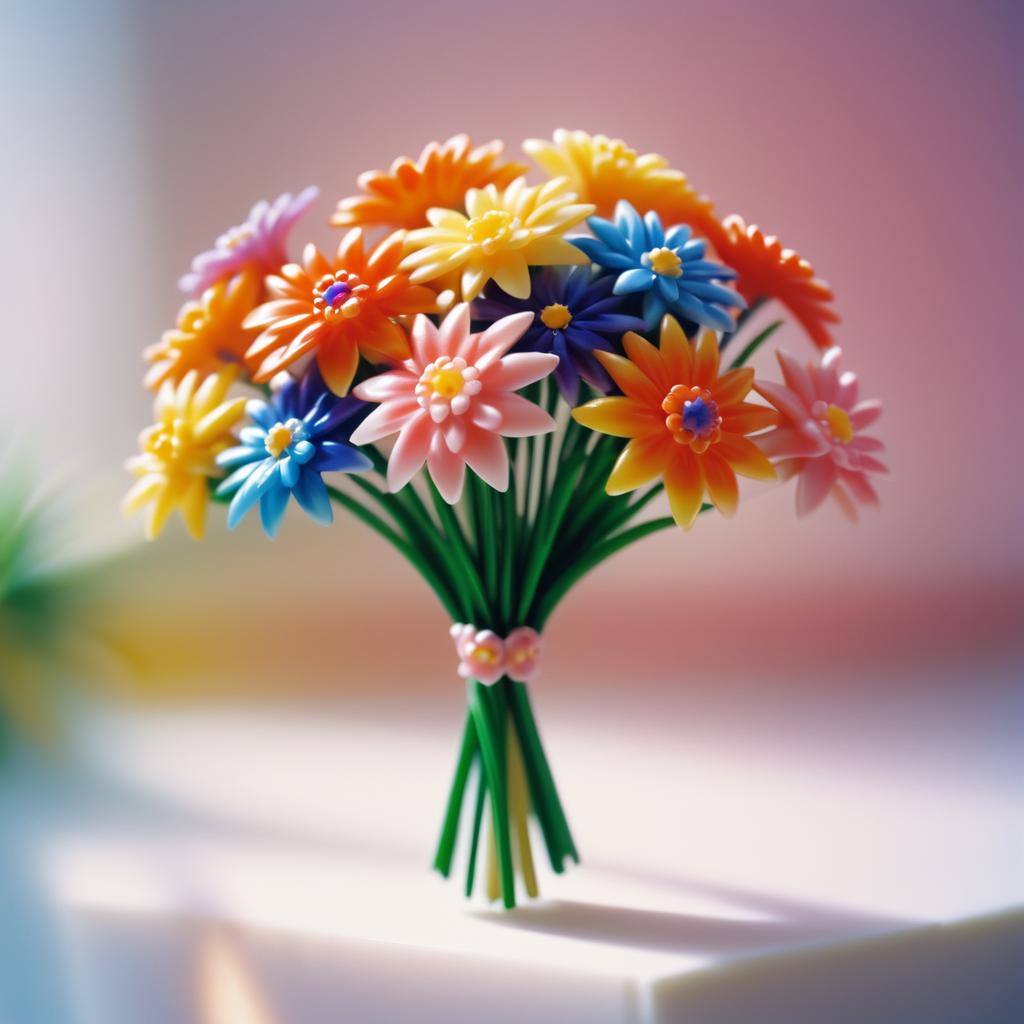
124, 131, 885, 908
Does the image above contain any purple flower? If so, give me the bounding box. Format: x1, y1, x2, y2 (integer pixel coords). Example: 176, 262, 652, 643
473, 266, 644, 403
179, 186, 319, 296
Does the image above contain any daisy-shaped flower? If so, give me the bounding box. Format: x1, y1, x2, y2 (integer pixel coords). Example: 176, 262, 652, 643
716, 215, 839, 349
572, 317, 777, 529
331, 134, 527, 231
123, 369, 246, 540
399, 178, 594, 302
215, 365, 371, 537
179, 187, 318, 296
144, 271, 261, 389
473, 266, 644, 404
243, 229, 438, 395
573, 201, 745, 333
524, 129, 719, 238
350, 304, 557, 503
754, 347, 885, 520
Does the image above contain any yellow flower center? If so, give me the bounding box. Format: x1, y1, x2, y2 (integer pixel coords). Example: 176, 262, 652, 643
646, 247, 683, 277
148, 417, 194, 465
265, 423, 294, 459
603, 138, 638, 169
466, 209, 518, 253
824, 403, 854, 444
540, 303, 572, 330
427, 365, 466, 400
473, 647, 498, 664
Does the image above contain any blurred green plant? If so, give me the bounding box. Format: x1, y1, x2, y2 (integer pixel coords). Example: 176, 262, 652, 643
0, 468, 111, 756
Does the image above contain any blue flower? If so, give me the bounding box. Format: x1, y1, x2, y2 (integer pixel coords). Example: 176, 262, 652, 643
473, 266, 645, 404
215, 365, 371, 537
571, 201, 744, 333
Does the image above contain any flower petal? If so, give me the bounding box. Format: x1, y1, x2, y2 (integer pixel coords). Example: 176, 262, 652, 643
572, 396, 663, 438
702, 450, 739, 518
484, 351, 558, 390
348, 397, 420, 445
796, 456, 837, 516
427, 432, 467, 503
606, 435, 671, 494
487, 393, 557, 437
386, 411, 433, 491
461, 426, 509, 491
664, 448, 705, 529
717, 433, 777, 480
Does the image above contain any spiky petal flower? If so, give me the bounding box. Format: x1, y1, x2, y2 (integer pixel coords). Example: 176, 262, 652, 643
144, 271, 261, 389
243, 230, 438, 396
215, 365, 371, 537
524, 130, 718, 237
350, 304, 557, 503
572, 317, 777, 529
474, 266, 645, 404
716, 215, 839, 349
573, 201, 745, 333
399, 178, 594, 302
179, 187, 319, 296
754, 347, 885, 520
331, 134, 527, 231
123, 369, 246, 540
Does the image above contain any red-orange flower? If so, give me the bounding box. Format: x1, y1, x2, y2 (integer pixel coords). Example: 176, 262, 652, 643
243, 229, 437, 395
331, 135, 527, 231
144, 271, 261, 390
572, 317, 778, 529
714, 215, 839, 349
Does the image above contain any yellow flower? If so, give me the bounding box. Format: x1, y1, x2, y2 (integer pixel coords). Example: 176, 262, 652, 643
144, 271, 262, 390
523, 129, 718, 237
123, 369, 246, 540
399, 178, 594, 301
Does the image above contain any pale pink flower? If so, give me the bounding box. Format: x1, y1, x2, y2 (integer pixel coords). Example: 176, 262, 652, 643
179, 187, 319, 296
350, 304, 558, 502
450, 624, 506, 685
504, 627, 543, 682
755, 346, 886, 521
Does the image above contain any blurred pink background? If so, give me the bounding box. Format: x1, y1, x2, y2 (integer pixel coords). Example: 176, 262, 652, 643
2, 0, 1021, 699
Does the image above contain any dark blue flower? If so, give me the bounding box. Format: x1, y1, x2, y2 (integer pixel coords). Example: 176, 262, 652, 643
215, 365, 371, 537
473, 266, 645, 403
571, 201, 744, 333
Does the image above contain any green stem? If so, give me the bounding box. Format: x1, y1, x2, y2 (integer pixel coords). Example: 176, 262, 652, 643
432, 712, 478, 876
464, 761, 487, 897
729, 319, 784, 368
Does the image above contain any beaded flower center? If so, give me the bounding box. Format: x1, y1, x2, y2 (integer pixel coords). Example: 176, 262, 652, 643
313, 271, 370, 323
508, 641, 539, 667
466, 210, 519, 254
812, 400, 854, 444
603, 139, 638, 171
662, 385, 722, 453
416, 355, 483, 422
644, 247, 683, 277
148, 418, 196, 466
265, 418, 309, 459
540, 303, 572, 330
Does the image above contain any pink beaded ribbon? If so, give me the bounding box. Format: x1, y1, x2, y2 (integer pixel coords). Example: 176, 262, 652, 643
450, 624, 543, 685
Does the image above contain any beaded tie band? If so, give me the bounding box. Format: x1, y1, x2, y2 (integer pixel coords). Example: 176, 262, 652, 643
450, 623, 543, 685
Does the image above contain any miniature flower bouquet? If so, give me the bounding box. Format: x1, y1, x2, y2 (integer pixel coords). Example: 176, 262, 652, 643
124, 131, 885, 908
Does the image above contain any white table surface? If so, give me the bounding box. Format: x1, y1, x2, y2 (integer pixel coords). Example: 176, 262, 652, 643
3, 682, 1022, 1024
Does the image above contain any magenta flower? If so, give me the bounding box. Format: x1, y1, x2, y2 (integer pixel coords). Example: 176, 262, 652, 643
755, 347, 886, 521
350, 304, 558, 502
179, 186, 319, 296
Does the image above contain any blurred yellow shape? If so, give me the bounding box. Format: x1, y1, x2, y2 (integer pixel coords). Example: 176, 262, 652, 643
197, 929, 277, 1024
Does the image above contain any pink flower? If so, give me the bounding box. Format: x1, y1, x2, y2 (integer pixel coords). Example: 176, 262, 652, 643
451, 624, 506, 685
504, 627, 543, 682
350, 304, 558, 502
179, 187, 319, 296
755, 347, 886, 521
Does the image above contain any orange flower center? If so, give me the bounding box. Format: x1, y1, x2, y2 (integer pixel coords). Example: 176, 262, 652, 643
466, 209, 518, 254
313, 271, 369, 323
540, 303, 572, 330
662, 385, 722, 453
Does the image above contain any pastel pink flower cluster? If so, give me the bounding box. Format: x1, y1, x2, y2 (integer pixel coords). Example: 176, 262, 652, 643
450, 623, 543, 685
755, 347, 886, 521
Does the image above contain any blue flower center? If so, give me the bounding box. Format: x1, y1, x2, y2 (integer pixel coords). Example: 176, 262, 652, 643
683, 396, 717, 435
323, 282, 351, 306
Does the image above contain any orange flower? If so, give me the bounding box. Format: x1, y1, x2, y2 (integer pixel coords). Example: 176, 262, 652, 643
144, 271, 261, 390
524, 129, 720, 241
331, 134, 527, 231
572, 317, 777, 529
243, 229, 437, 395
714, 215, 839, 349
